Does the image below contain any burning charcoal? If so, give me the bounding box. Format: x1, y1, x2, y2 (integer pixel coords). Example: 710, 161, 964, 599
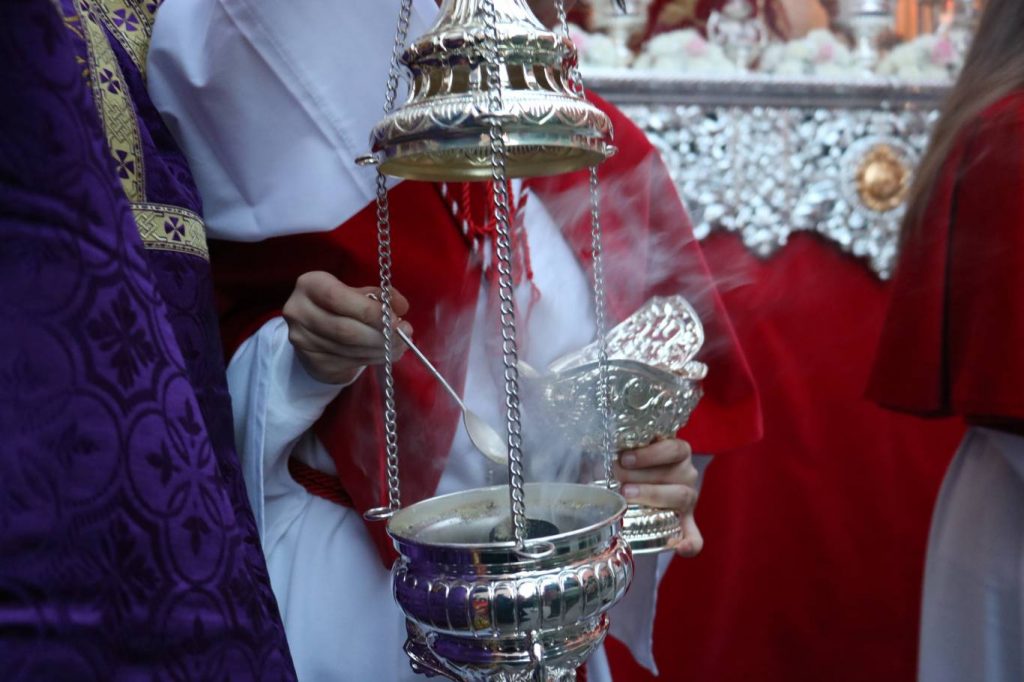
488, 517, 560, 543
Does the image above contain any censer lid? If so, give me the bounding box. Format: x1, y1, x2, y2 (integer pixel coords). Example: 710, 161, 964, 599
548, 295, 707, 378
366, 0, 615, 181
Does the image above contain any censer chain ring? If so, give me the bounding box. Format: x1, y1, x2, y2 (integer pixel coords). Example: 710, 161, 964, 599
366, 0, 416, 522
556, 0, 618, 490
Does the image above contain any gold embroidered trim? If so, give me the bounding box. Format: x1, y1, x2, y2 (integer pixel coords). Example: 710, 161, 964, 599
75, 0, 146, 202
132, 203, 209, 260
94, 0, 154, 79
68, 1, 207, 262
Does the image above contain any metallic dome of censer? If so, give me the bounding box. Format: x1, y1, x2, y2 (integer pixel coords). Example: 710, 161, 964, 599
364, 0, 616, 181
362, 1, 634, 679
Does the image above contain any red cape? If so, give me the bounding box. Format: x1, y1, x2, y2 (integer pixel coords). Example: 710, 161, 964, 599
212, 93, 761, 564
606, 229, 965, 682
869, 91, 1024, 426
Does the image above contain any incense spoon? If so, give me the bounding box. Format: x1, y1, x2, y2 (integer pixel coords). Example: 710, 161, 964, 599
394, 326, 508, 465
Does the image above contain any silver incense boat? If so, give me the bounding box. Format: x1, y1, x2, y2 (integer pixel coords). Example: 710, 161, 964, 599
525, 296, 707, 553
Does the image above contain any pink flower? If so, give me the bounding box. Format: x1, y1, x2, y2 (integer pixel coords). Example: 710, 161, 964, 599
814, 41, 835, 64
685, 36, 709, 58
930, 35, 956, 64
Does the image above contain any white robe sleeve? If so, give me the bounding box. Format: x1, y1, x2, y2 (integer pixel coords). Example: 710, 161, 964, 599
225, 317, 353, 542
148, 0, 439, 241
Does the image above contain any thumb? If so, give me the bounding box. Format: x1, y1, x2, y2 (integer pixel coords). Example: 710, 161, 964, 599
675, 513, 704, 558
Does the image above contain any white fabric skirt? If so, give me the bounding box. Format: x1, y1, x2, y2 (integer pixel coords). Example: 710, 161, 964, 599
919, 427, 1024, 682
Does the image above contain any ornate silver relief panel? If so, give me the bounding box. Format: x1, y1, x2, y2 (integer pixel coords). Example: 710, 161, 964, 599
590, 73, 948, 278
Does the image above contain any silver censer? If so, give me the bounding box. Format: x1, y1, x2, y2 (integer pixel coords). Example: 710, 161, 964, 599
363, 0, 634, 680
526, 296, 707, 554
389, 484, 632, 681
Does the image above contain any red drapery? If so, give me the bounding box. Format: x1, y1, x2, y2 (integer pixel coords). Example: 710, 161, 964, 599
608, 232, 964, 681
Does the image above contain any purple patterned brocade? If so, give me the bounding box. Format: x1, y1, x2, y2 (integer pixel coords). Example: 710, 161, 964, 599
0, 1, 296, 679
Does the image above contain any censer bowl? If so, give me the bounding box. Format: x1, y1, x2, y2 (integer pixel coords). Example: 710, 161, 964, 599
524, 360, 704, 555
387, 482, 633, 681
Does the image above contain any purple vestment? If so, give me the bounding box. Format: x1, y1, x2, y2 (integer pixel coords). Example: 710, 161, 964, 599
0, 0, 296, 679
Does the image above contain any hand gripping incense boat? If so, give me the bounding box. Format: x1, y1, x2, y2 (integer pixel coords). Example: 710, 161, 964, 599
525, 297, 707, 554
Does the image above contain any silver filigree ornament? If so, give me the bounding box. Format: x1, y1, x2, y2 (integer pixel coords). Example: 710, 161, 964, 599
550, 295, 706, 377
839, 134, 917, 241
525, 296, 707, 554
707, 0, 770, 70
584, 73, 945, 278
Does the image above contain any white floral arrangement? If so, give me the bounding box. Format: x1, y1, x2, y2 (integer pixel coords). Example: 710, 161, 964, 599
759, 29, 860, 78
632, 29, 739, 75
568, 24, 625, 69
876, 33, 960, 82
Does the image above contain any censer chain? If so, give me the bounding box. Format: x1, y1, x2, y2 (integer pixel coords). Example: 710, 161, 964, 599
556, 0, 585, 98
588, 166, 617, 489
482, 0, 530, 550
366, 0, 415, 521
556, 0, 618, 490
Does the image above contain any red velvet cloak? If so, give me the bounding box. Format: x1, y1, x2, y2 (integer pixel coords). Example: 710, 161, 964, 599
604, 93, 1024, 682
869, 91, 1024, 426
605, 230, 965, 682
